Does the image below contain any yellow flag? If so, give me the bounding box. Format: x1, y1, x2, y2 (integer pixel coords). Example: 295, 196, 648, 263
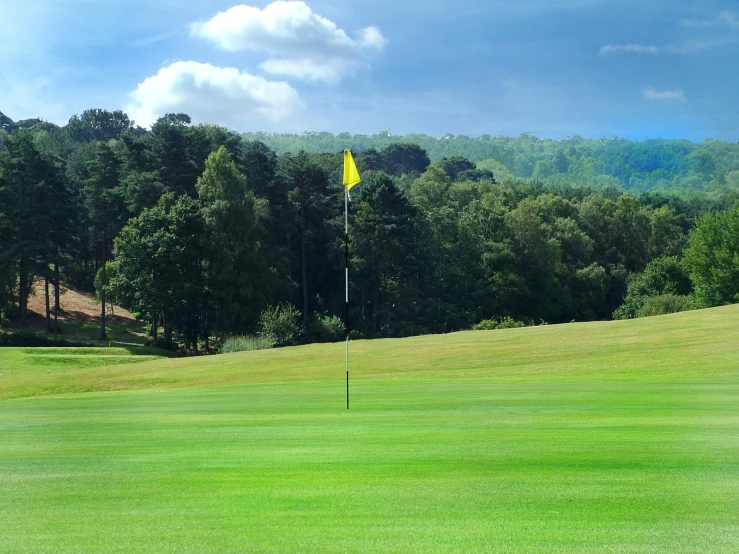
343, 149, 361, 191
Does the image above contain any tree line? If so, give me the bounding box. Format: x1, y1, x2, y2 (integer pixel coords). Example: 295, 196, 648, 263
1, 109, 738, 352
244, 131, 739, 199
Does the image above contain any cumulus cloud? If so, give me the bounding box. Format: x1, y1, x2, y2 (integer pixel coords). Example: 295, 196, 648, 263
643, 88, 685, 101
190, 1, 386, 83
126, 61, 303, 128
599, 43, 659, 55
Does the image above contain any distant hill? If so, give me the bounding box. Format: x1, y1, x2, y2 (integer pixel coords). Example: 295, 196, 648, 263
243, 131, 739, 198
0, 110, 54, 134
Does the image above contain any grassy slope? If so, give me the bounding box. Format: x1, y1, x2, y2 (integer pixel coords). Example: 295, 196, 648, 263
0, 347, 174, 400
1, 306, 738, 552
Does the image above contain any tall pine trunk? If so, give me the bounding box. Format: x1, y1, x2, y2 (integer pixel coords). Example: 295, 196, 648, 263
99, 236, 106, 340
45, 276, 51, 333
300, 208, 309, 327
163, 305, 172, 349
150, 310, 158, 339
19, 257, 28, 328
54, 263, 60, 313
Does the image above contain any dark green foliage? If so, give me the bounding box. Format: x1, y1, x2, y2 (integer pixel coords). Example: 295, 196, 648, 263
351, 172, 419, 336
613, 256, 692, 320
220, 335, 274, 353
109, 193, 206, 350
0, 111, 14, 133
258, 304, 303, 347
5, 108, 739, 351
243, 132, 739, 198
279, 151, 334, 327
353, 144, 430, 178
84, 142, 128, 339
0, 331, 91, 347
636, 294, 693, 318
683, 207, 739, 307
438, 157, 476, 181
0, 131, 74, 327
66, 109, 136, 143
473, 316, 527, 330
198, 147, 273, 336
310, 313, 344, 342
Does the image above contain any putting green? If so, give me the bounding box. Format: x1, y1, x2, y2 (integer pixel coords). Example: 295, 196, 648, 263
1, 307, 738, 552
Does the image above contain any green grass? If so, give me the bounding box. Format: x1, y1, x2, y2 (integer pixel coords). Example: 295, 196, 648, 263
221, 334, 275, 353
0, 346, 173, 401
1, 306, 738, 552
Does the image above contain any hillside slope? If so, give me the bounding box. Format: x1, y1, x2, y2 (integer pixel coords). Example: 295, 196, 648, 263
2, 280, 145, 345
1, 305, 738, 553
2, 303, 738, 402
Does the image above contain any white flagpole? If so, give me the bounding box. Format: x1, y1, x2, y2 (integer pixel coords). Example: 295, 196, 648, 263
345, 184, 350, 410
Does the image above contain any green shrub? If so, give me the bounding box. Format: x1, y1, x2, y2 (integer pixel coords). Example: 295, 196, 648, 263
636, 294, 694, 318
473, 316, 527, 331
496, 316, 527, 329
258, 304, 303, 347
220, 335, 275, 353
1, 304, 21, 320
311, 313, 345, 342
613, 257, 692, 320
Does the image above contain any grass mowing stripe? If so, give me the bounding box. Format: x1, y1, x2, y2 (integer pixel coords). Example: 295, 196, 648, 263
1, 306, 738, 552
1, 378, 738, 552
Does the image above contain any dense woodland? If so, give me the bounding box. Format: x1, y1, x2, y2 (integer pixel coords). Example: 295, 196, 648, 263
1, 109, 739, 352
245, 131, 739, 198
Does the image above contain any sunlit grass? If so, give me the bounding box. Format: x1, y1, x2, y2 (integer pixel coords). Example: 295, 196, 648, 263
1, 306, 738, 552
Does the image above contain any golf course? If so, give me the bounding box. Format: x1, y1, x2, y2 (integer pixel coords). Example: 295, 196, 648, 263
1, 306, 738, 553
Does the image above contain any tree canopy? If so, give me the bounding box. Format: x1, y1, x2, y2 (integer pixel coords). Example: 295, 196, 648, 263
1, 108, 738, 352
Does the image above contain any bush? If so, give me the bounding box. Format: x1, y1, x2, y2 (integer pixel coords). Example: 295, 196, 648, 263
1, 304, 21, 320
635, 294, 694, 318
473, 316, 527, 331
613, 257, 692, 320
258, 303, 303, 347
496, 316, 527, 329
311, 313, 345, 342
221, 335, 275, 353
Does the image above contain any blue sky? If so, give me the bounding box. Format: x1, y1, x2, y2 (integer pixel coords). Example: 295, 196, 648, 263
1, 0, 737, 141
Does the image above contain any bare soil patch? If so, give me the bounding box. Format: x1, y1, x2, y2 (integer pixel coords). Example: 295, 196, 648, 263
22, 281, 139, 328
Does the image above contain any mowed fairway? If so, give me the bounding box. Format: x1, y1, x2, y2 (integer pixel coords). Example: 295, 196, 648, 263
1, 308, 739, 553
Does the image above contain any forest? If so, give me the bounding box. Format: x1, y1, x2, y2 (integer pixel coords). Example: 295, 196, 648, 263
1, 109, 739, 352
245, 130, 739, 198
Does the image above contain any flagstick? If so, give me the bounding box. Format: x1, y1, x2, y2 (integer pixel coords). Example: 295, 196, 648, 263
345, 185, 350, 410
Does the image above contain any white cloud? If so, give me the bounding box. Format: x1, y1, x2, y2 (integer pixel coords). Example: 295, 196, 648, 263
599, 43, 659, 55
680, 11, 738, 30
190, 1, 386, 83
643, 88, 685, 101
258, 58, 354, 84
601, 11, 739, 57
126, 61, 303, 129
601, 37, 738, 57
719, 11, 739, 30
357, 26, 387, 50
